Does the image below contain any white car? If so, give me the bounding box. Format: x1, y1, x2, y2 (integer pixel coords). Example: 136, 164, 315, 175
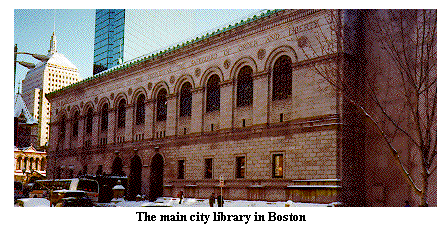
15, 198, 50, 207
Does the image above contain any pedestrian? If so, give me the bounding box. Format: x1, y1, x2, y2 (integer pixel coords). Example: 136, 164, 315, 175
209, 192, 216, 207
217, 194, 224, 207
178, 190, 184, 204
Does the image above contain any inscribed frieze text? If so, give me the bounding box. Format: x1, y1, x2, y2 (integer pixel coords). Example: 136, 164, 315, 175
289, 20, 319, 35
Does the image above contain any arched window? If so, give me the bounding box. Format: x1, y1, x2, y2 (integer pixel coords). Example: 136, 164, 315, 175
236, 66, 253, 107
85, 108, 93, 134
23, 157, 28, 170
272, 55, 293, 101
179, 82, 192, 117
16, 157, 22, 170
156, 89, 167, 122
101, 103, 109, 131
59, 115, 66, 139
72, 111, 79, 137
206, 74, 220, 112
117, 99, 126, 128
136, 94, 146, 125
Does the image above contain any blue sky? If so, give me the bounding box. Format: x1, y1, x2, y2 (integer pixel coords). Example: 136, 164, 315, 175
13, 9, 264, 94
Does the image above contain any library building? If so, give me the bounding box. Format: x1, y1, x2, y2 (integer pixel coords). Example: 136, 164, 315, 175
46, 9, 436, 206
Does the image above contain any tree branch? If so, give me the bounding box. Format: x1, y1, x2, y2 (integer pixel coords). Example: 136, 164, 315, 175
367, 84, 421, 148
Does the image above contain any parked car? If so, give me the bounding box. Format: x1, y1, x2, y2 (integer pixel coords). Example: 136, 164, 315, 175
15, 198, 50, 207
50, 190, 94, 207
79, 175, 127, 203
28, 182, 48, 198
61, 195, 94, 207
14, 181, 24, 202
23, 183, 34, 198
33, 178, 99, 202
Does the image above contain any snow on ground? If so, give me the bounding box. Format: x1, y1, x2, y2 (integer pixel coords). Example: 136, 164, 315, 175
15, 197, 335, 207
110, 197, 332, 207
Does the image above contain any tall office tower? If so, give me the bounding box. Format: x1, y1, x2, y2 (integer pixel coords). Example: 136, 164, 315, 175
21, 31, 81, 148
93, 9, 125, 75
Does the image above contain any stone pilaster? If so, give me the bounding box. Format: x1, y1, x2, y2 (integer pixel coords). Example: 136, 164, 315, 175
77, 116, 84, 148
219, 80, 234, 130
252, 72, 270, 126
190, 87, 204, 133
144, 100, 154, 139
166, 94, 177, 136
64, 119, 71, 149
91, 112, 99, 146
125, 104, 134, 142
107, 109, 116, 144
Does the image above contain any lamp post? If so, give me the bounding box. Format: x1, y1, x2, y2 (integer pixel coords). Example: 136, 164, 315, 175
14, 44, 49, 92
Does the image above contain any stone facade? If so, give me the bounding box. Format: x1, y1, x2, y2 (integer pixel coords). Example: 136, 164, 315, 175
48, 10, 341, 203
46, 9, 437, 206
47, 9, 342, 204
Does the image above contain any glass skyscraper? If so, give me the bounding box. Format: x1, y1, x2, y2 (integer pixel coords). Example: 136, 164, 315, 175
93, 9, 125, 75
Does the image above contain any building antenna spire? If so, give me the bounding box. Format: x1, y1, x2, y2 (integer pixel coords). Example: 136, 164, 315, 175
49, 10, 58, 54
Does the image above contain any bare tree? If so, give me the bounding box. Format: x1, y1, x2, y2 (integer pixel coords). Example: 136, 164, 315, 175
302, 9, 436, 206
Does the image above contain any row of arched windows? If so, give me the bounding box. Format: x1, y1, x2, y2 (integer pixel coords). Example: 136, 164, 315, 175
58, 54, 293, 139
16, 157, 46, 171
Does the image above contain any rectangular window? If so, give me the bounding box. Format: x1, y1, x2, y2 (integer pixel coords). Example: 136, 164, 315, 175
236, 156, 245, 179
272, 154, 284, 178
177, 160, 185, 179
84, 140, 92, 149
205, 158, 213, 179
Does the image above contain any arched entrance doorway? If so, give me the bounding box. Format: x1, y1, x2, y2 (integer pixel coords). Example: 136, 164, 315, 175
127, 155, 142, 200
149, 154, 164, 201
111, 156, 125, 176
